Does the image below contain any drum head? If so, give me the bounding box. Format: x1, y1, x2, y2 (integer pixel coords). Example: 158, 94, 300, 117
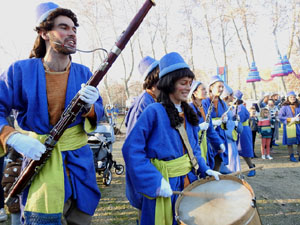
176, 176, 254, 225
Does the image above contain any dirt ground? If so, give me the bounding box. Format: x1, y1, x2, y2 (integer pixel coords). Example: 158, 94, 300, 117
91, 122, 300, 225
1, 122, 299, 225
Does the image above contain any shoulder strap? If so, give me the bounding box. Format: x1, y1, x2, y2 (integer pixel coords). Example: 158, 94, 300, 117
176, 123, 199, 173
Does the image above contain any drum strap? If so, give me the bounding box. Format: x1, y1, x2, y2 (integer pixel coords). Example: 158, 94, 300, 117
176, 123, 199, 173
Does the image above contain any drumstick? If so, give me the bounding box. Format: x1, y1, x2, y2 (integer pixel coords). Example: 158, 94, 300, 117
227, 165, 264, 177
173, 191, 222, 198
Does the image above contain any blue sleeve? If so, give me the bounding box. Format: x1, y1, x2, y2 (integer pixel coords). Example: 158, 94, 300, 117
206, 120, 223, 149
122, 107, 162, 198
0, 66, 15, 132
278, 106, 289, 124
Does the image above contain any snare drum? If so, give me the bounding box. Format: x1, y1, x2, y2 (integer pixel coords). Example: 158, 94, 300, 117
175, 175, 261, 225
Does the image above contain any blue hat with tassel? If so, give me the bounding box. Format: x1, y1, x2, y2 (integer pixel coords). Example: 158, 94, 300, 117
159, 52, 189, 79
138, 56, 159, 80
188, 81, 202, 99
287, 91, 296, 97
208, 75, 223, 87
36, 2, 59, 25
233, 90, 243, 100
221, 83, 233, 99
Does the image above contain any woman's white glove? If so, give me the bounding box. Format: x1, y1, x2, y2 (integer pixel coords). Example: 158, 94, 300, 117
234, 121, 239, 127
199, 122, 209, 131
6, 133, 46, 160
79, 84, 99, 108
157, 178, 173, 197
205, 169, 221, 180
219, 143, 226, 153
212, 119, 222, 127
222, 115, 228, 123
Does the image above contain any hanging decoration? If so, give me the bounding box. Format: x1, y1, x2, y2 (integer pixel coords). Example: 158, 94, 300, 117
271, 56, 288, 78
246, 62, 261, 83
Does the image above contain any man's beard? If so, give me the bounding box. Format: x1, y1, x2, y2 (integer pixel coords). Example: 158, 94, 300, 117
49, 34, 76, 55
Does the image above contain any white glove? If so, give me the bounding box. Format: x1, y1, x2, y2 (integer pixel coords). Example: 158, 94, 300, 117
234, 121, 239, 127
219, 143, 226, 153
205, 169, 221, 180
291, 117, 299, 123
6, 133, 46, 160
222, 115, 228, 123
295, 117, 300, 122
199, 122, 209, 131
79, 84, 99, 108
212, 119, 222, 127
157, 178, 173, 197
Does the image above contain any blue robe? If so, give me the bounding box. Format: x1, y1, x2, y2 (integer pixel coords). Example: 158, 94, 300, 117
202, 98, 228, 165
220, 107, 243, 173
278, 105, 300, 145
125, 91, 155, 136
235, 104, 253, 157
0, 58, 104, 218
122, 103, 209, 225
124, 91, 156, 209
189, 103, 223, 170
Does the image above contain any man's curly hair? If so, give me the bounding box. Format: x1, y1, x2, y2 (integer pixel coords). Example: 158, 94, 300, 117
29, 8, 79, 58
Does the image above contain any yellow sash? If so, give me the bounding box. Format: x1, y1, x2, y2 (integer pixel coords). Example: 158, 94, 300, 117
242, 119, 249, 126
24, 119, 96, 214
150, 154, 192, 225
232, 129, 238, 141
199, 131, 208, 162
287, 123, 297, 139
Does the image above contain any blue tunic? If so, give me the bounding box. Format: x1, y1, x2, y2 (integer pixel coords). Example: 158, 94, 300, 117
0, 58, 104, 217
235, 104, 253, 157
278, 105, 300, 145
124, 91, 156, 209
189, 103, 223, 170
122, 103, 209, 225
125, 91, 155, 136
202, 98, 228, 165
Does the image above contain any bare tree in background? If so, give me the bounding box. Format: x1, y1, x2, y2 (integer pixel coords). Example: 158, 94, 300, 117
235, 0, 259, 99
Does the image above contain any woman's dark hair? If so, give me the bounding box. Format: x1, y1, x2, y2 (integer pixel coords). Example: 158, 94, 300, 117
29, 8, 79, 58
157, 68, 198, 128
236, 99, 244, 105
282, 97, 299, 107
143, 66, 159, 90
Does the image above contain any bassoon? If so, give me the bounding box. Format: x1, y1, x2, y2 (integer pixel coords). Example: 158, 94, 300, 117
5, 0, 155, 205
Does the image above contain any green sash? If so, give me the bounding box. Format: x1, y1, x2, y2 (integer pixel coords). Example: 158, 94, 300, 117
232, 129, 238, 141
287, 123, 297, 139
242, 119, 249, 126
24, 119, 96, 214
150, 154, 192, 225
199, 131, 207, 162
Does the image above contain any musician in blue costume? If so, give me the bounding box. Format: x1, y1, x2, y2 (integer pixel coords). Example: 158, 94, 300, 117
125, 56, 160, 136
0, 3, 103, 224
188, 81, 225, 171
220, 85, 242, 174
233, 90, 256, 177
278, 91, 300, 162
202, 76, 228, 171
124, 56, 160, 213
122, 52, 221, 225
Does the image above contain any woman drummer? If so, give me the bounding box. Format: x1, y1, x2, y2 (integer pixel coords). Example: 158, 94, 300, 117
188, 81, 225, 172
202, 76, 228, 171
122, 52, 221, 225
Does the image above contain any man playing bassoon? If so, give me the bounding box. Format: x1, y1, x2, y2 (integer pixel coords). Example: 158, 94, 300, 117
0, 2, 104, 224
